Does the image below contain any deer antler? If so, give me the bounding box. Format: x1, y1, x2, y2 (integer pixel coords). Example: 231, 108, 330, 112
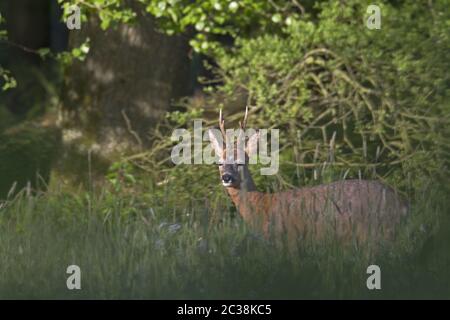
239, 106, 249, 131
219, 108, 227, 140
237, 106, 249, 146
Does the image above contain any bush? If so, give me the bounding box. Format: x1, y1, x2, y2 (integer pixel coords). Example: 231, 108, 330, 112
208, 0, 450, 192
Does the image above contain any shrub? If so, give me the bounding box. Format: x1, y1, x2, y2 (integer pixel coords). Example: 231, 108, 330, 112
207, 0, 450, 191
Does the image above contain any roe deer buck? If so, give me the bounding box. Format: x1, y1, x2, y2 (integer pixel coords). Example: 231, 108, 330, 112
208, 108, 408, 248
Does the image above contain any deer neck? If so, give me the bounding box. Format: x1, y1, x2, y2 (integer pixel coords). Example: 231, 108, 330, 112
224, 166, 267, 224
238, 165, 257, 192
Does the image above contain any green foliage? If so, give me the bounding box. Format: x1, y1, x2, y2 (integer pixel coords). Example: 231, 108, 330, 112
121, 0, 449, 196
0, 66, 17, 91
0, 12, 15, 91
139, 0, 305, 52
57, 38, 91, 66
35, 37, 91, 67
8, 0, 443, 197
58, 0, 136, 30
66, 0, 310, 52
165, 107, 204, 126
107, 161, 138, 192
206, 0, 450, 191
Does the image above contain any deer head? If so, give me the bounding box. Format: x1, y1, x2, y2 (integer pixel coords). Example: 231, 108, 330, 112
208, 108, 259, 191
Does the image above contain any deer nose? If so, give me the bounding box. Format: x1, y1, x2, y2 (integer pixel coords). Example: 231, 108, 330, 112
222, 174, 233, 183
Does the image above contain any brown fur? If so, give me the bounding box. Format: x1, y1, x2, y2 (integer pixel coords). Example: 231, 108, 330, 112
224, 178, 408, 247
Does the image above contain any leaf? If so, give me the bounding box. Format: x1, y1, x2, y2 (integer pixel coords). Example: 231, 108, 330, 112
37, 48, 51, 59
271, 14, 282, 23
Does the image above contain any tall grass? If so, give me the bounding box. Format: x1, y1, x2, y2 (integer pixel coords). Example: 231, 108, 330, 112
0, 177, 448, 299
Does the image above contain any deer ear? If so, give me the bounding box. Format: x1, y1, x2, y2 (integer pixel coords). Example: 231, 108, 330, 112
208, 129, 224, 157
246, 130, 259, 157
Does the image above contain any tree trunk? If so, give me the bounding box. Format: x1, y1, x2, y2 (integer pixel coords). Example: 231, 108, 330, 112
61, 8, 191, 157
